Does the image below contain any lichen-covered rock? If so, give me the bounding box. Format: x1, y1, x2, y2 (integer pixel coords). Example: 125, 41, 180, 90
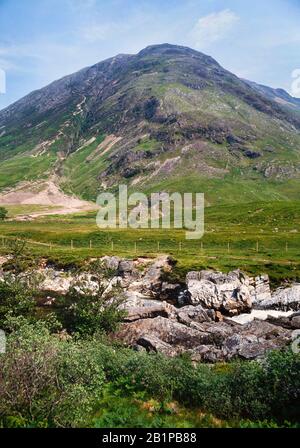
186, 270, 252, 315
250, 274, 272, 304
255, 284, 300, 311
266, 311, 300, 329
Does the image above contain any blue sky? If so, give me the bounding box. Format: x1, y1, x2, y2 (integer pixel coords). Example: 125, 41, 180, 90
0, 0, 300, 109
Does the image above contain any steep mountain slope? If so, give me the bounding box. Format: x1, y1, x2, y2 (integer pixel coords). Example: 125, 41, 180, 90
244, 79, 300, 114
0, 43, 300, 205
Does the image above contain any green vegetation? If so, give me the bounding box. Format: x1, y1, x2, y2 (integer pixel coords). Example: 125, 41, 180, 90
1, 204, 60, 219
59, 259, 127, 336
0, 153, 56, 190
0, 316, 299, 428
61, 135, 108, 200
0, 206, 8, 220
0, 200, 298, 285
0, 247, 299, 428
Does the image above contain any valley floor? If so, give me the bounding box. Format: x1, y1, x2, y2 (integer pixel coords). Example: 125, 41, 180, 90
0, 200, 299, 285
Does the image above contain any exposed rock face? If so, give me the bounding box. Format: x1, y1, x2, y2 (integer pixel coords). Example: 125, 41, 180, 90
186, 270, 253, 315
121, 294, 178, 322
38, 268, 74, 295
2, 255, 298, 363
113, 265, 297, 361
255, 284, 300, 311
115, 315, 293, 362
266, 311, 300, 330
251, 274, 272, 304
27, 255, 176, 299
185, 270, 273, 316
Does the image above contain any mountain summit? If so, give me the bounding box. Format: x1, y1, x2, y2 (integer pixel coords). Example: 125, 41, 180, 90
0, 43, 299, 204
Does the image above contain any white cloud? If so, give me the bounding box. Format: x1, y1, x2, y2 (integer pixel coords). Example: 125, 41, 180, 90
190, 9, 239, 50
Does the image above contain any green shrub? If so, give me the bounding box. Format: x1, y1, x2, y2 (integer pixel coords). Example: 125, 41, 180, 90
59, 259, 126, 336
0, 207, 8, 221
0, 275, 36, 331
0, 320, 105, 427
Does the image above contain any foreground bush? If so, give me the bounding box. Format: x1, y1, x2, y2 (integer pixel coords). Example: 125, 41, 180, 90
0, 276, 36, 331
58, 259, 127, 336
95, 345, 300, 423
0, 320, 105, 427
0, 319, 299, 427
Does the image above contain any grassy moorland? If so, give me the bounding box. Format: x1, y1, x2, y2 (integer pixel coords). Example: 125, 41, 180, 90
0, 200, 299, 285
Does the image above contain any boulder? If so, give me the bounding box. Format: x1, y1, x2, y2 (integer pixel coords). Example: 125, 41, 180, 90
122, 294, 177, 322
137, 256, 176, 298
39, 268, 74, 294
250, 274, 272, 304
115, 316, 212, 351
266, 311, 300, 329
186, 270, 252, 315
114, 314, 293, 362
188, 345, 225, 363
176, 304, 213, 326
255, 284, 300, 311
223, 319, 292, 360
137, 335, 177, 357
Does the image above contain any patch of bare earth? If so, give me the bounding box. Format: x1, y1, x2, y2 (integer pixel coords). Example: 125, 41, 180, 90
0, 180, 97, 220
86, 134, 122, 162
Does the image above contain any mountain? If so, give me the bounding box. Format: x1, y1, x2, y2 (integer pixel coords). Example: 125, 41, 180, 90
0, 43, 300, 205
244, 79, 300, 113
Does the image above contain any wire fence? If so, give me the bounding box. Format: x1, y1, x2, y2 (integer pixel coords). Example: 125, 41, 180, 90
0, 234, 299, 260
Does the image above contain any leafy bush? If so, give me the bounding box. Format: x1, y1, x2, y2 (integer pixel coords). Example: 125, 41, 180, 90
91, 344, 300, 423
0, 275, 36, 331
0, 207, 8, 221
3, 239, 38, 274
0, 320, 105, 427
59, 259, 126, 336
